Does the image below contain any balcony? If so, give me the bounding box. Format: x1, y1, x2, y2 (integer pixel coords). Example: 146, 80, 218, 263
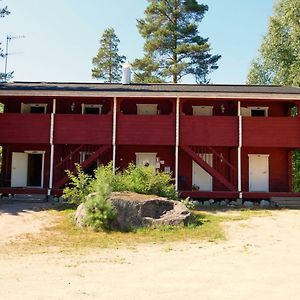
243, 117, 300, 147
54, 114, 112, 144
117, 114, 175, 145
180, 116, 238, 146
0, 113, 50, 144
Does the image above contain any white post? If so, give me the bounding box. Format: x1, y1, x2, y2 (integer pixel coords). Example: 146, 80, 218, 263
175, 97, 180, 190
238, 101, 242, 199
48, 98, 56, 196
112, 97, 117, 173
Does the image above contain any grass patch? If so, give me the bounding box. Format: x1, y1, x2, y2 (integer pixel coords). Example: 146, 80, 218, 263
1, 208, 272, 256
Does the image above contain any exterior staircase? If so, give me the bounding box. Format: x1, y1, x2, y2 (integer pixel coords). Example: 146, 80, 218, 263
180, 145, 237, 191
53, 144, 111, 189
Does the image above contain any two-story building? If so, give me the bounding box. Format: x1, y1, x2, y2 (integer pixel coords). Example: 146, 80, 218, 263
1, 82, 300, 201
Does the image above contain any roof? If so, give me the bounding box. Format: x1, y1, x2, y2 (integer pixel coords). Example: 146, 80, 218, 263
0, 81, 300, 100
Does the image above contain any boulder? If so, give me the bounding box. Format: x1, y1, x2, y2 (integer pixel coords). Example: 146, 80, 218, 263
203, 200, 210, 206
260, 200, 270, 208
220, 200, 227, 206
243, 201, 254, 208
75, 192, 191, 231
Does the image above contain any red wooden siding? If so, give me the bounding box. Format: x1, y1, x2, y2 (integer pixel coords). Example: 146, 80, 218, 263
243, 117, 300, 147
0, 113, 50, 144
117, 114, 175, 145
54, 114, 112, 145
180, 116, 238, 146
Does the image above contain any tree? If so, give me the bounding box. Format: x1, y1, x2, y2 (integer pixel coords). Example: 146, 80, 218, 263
92, 28, 126, 83
247, 0, 300, 86
0, 2, 11, 82
132, 0, 221, 83
247, 0, 300, 191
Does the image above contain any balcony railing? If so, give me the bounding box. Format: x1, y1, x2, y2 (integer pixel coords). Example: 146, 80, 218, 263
180, 116, 238, 146
117, 113, 175, 145
0, 113, 50, 144
54, 114, 112, 144
243, 117, 300, 147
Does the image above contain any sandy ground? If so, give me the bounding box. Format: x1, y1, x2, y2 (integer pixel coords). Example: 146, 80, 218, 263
0, 202, 299, 300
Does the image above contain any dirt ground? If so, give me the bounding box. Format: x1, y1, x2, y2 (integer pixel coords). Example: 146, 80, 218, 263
0, 202, 299, 300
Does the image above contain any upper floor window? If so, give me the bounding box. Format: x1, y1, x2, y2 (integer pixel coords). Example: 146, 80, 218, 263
241, 106, 268, 117
192, 106, 213, 116
81, 104, 102, 115
136, 104, 158, 115
21, 103, 47, 114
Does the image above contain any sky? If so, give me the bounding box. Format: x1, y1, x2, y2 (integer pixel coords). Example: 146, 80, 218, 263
0, 0, 275, 84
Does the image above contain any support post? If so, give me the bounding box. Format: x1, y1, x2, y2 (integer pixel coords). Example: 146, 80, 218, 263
48, 98, 56, 196
112, 97, 117, 173
238, 101, 242, 199
175, 97, 180, 191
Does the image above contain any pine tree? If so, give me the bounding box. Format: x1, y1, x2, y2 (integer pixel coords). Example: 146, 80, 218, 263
0, 3, 11, 82
132, 0, 221, 83
92, 28, 126, 83
247, 0, 300, 86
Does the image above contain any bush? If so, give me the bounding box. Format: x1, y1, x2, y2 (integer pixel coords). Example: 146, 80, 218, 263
84, 166, 116, 231
63, 164, 92, 205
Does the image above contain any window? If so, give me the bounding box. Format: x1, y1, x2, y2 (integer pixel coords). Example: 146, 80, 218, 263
136, 104, 158, 115
21, 103, 47, 114
81, 104, 102, 115
192, 106, 213, 116
249, 107, 268, 117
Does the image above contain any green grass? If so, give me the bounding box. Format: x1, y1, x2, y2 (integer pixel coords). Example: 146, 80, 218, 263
1, 208, 272, 255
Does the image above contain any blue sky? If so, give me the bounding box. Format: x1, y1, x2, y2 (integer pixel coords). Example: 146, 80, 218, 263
0, 0, 275, 84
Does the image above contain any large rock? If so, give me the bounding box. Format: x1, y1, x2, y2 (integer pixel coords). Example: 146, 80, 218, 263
75, 192, 191, 231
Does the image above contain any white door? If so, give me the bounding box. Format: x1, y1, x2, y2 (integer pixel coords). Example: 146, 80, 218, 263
11, 152, 28, 187
136, 153, 157, 168
192, 153, 213, 191
249, 154, 269, 192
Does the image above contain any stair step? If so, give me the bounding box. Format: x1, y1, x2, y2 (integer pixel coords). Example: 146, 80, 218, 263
12, 194, 48, 203
271, 197, 300, 208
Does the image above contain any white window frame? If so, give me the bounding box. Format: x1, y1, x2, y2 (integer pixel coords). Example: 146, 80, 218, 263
21, 103, 47, 114
241, 106, 269, 117
136, 104, 158, 115
81, 104, 103, 115
192, 105, 213, 116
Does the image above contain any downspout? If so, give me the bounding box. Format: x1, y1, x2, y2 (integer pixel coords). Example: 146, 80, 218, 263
112, 97, 117, 173
175, 97, 180, 191
238, 101, 242, 199
48, 98, 56, 196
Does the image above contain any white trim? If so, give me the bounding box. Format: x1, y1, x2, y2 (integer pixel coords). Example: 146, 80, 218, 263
248, 106, 269, 117
112, 97, 117, 173
238, 101, 242, 198
135, 152, 157, 156
175, 97, 180, 191
48, 99, 55, 195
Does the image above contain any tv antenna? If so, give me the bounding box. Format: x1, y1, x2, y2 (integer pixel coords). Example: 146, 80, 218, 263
4, 35, 25, 79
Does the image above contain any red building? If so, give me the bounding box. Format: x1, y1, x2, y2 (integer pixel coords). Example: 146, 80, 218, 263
1, 82, 300, 200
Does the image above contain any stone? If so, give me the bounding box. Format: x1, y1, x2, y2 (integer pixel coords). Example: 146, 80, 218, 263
203, 201, 210, 206
236, 198, 243, 205
220, 200, 227, 206
224, 199, 230, 204
243, 201, 254, 208
208, 199, 215, 204
230, 201, 238, 206
75, 192, 191, 231
260, 200, 270, 207
191, 200, 201, 208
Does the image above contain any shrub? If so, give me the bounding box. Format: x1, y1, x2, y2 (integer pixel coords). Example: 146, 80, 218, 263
63, 164, 92, 205
84, 165, 116, 231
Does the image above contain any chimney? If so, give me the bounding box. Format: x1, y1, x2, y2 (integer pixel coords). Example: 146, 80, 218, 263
121, 62, 131, 85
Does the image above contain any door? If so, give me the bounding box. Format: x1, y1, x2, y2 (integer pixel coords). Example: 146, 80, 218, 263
27, 154, 43, 187
192, 153, 213, 191
11, 152, 28, 187
249, 154, 269, 192
136, 153, 157, 168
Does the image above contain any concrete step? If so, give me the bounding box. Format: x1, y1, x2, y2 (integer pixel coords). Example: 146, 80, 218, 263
11, 194, 48, 203
271, 197, 300, 208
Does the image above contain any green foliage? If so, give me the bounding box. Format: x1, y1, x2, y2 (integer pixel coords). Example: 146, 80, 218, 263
292, 150, 300, 192
180, 197, 196, 210
84, 166, 116, 231
133, 0, 221, 83
63, 164, 92, 205
247, 0, 300, 86
111, 163, 178, 199
92, 27, 126, 83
